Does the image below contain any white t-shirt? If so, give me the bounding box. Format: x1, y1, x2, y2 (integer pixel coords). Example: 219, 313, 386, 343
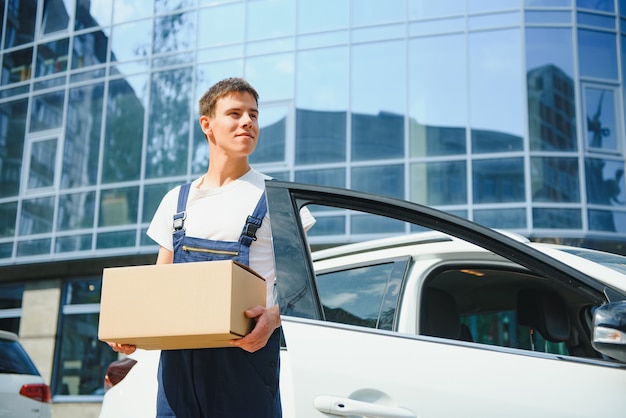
146, 168, 315, 306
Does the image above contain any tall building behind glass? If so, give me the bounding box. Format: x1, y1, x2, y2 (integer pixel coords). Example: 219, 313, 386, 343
0, 0, 625, 414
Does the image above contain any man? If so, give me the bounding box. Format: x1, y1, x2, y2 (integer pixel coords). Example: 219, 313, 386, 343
108, 77, 314, 417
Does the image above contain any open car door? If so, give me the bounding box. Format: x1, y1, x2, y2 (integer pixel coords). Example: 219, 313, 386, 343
266, 180, 626, 418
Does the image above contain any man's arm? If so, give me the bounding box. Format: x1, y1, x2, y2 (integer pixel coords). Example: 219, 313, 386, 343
107, 246, 173, 354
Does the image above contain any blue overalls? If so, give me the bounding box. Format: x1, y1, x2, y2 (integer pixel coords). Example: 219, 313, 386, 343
156, 183, 282, 418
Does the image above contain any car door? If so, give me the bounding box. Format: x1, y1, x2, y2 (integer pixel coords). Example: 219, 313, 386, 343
265, 180, 626, 418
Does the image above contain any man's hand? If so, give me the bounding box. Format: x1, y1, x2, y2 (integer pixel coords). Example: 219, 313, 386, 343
230, 304, 280, 353
108, 342, 137, 355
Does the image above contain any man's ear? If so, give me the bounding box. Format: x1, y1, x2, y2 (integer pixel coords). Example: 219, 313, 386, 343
199, 115, 212, 136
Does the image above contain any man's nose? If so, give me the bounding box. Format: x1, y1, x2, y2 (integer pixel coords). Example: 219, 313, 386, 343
241, 113, 253, 127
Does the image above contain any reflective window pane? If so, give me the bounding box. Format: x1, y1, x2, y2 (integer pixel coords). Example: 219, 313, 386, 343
474, 208, 526, 229
469, 29, 525, 142
531, 157, 580, 202
2, 48, 34, 86
99, 187, 139, 226
351, 0, 405, 26
352, 41, 405, 161
16, 238, 51, 256
585, 158, 626, 205
28, 138, 57, 189
589, 210, 626, 232
64, 278, 102, 304
62, 83, 104, 188
409, 34, 467, 157
198, 3, 245, 48
145, 68, 192, 178
75, 0, 112, 30
4, 1, 36, 48
0, 202, 18, 238
473, 158, 525, 203
527, 27, 574, 81
96, 230, 136, 248
472, 130, 523, 153
245, 53, 294, 102
153, 11, 196, 55
468, 0, 521, 13
578, 29, 618, 80
0, 283, 24, 309
296, 47, 349, 111
251, 105, 287, 164
533, 208, 581, 228
525, 0, 571, 6
527, 28, 577, 151
296, 46, 348, 164
295, 168, 346, 188
298, 0, 348, 33
577, 11, 615, 29
42, 0, 72, 35
155, 0, 195, 14
112, 0, 152, 23
351, 214, 407, 235
0, 100, 27, 198
296, 110, 347, 164
57, 192, 96, 231
247, 0, 295, 41
102, 76, 146, 183
36, 38, 69, 77
29, 90, 65, 132
110, 19, 152, 62
410, 161, 467, 205
584, 87, 618, 151
72, 31, 108, 69
19, 197, 55, 235
408, 0, 465, 20
52, 311, 117, 395
0, 243, 12, 259
56, 234, 93, 253
577, 0, 614, 12
352, 165, 404, 199
142, 182, 179, 223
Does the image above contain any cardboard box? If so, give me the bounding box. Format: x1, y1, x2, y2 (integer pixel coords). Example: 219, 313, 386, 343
98, 260, 266, 350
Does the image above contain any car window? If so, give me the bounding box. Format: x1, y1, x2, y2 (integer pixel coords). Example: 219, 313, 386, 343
0, 337, 40, 375
421, 267, 597, 359
460, 310, 568, 355
315, 257, 409, 330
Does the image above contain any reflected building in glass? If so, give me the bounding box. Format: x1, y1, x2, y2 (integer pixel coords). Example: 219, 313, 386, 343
0, 0, 625, 414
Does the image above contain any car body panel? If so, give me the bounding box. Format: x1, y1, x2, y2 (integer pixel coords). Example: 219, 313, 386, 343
282, 317, 626, 418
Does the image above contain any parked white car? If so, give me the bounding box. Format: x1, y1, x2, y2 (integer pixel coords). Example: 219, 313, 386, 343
0, 330, 52, 418
100, 181, 626, 418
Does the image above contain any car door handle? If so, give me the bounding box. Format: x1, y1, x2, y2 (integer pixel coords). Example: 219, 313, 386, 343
314, 395, 416, 418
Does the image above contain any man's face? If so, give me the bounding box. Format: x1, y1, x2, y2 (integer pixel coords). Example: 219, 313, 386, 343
201, 91, 259, 158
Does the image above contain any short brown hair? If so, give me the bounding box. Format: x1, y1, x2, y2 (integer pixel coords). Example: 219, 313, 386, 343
198, 77, 259, 117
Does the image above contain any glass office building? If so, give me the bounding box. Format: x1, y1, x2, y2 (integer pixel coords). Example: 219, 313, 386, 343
1, 0, 625, 414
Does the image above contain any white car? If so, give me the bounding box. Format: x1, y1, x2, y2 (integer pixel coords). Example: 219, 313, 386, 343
0, 330, 52, 418
100, 181, 626, 418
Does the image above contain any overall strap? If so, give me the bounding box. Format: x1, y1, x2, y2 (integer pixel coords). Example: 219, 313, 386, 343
173, 183, 192, 231
239, 192, 268, 247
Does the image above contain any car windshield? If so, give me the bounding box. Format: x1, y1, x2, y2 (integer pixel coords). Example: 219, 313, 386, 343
0, 338, 39, 375
556, 248, 626, 275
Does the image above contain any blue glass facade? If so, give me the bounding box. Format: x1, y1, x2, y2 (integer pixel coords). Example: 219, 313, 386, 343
2, 0, 626, 263
0, 0, 625, 412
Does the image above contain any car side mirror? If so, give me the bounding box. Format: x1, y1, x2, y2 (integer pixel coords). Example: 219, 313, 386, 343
592, 301, 626, 362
